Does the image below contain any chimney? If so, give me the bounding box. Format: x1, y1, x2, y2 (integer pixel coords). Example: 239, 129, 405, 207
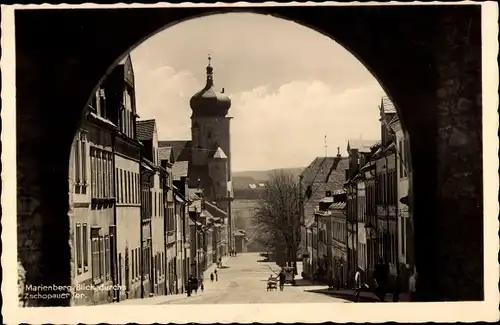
221, 88, 225, 94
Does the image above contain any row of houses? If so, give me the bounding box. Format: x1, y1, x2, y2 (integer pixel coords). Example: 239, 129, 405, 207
300, 96, 415, 293
68, 55, 231, 305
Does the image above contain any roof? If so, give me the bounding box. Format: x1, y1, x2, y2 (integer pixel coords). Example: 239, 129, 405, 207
212, 147, 228, 159
319, 196, 334, 204
136, 119, 156, 141
158, 146, 173, 163
234, 230, 246, 237
347, 139, 379, 153
172, 161, 189, 180
158, 140, 192, 161
301, 156, 349, 223
205, 201, 228, 219
381, 96, 397, 114
328, 201, 346, 210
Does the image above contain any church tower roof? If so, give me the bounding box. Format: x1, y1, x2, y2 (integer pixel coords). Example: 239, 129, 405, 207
190, 55, 231, 117
212, 147, 228, 159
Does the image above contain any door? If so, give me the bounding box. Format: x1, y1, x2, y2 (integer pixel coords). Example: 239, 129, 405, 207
124, 248, 130, 298
109, 226, 118, 301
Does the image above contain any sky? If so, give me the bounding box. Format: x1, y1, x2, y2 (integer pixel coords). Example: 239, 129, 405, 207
130, 13, 386, 172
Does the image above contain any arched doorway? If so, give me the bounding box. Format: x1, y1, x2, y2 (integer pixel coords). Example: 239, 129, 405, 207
15, 5, 483, 306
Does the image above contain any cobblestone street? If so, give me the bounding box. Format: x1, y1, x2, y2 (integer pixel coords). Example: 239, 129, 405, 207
162, 253, 349, 304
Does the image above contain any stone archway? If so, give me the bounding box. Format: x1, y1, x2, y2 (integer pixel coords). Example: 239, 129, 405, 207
15, 4, 483, 305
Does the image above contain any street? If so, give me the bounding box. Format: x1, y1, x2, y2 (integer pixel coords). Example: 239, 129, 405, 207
163, 253, 349, 304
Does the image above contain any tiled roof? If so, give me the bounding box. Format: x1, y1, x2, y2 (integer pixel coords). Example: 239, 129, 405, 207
212, 147, 228, 159
382, 96, 397, 114
301, 156, 349, 223
136, 119, 155, 141
328, 201, 346, 210
172, 161, 188, 180
205, 201, 228, 219
158, 146, 173, 163
158, 140, 192, 161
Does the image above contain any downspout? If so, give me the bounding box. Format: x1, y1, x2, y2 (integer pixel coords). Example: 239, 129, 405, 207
394, 147, 400, 276
111, 130, 118, 302
355, 180, 359, 280
163, 172, 168, 295
139, 163, 144, 299
384, 154, 390, 266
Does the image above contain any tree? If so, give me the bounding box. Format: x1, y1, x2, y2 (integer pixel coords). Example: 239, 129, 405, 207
251, 171, 301, 268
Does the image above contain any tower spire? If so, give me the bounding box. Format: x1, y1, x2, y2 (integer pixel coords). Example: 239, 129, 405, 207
324, 135, 328, 157
206, 54, 214, 87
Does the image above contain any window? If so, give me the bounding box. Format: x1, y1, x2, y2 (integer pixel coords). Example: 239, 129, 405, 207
119, 169, 123, 203
83, 224, 88, 271
127, 171, 132, 203
91, 235, 100, 283
131, 249, 135, 280
80, 133, 87, 185
108, 155, 113, 198
136, 248, 140, 280
106, 235, 111, 280
76, 223, 82, 274
99, 236, 106, 281
207, 131, 212, 139
74, 139, 81, 184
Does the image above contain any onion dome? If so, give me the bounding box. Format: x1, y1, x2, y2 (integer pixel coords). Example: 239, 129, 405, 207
190, 55, 231, 117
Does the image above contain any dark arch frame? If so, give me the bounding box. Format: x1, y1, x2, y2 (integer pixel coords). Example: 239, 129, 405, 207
15, 4, 483, 306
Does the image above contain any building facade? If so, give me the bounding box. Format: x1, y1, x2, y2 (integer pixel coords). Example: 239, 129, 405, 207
389, 114, 414, 291
137, 119, 167, 297
69, 88, 117, 305
108, 56, 143, 301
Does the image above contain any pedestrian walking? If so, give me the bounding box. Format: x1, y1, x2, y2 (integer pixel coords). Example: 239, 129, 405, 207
200, 280, 204, 293
393, 272, 401, 302
210, 272, 214, 282
409, 267, 418, 301
373, 258, 389, 302
278, 269, 286, 291
187, 274, 193, 297
193, 277, 199, 294
354, 270, 362, 302
215, 269, 219, 281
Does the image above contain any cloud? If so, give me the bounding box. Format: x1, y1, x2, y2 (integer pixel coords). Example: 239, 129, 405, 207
133, 65, 202, 139
229, 80, 384, 171
131, 63, 385, 171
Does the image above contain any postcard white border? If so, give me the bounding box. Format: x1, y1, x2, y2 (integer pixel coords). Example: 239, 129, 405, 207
1, 1, 499, 323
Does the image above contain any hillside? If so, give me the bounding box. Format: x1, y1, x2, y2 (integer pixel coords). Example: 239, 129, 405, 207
232, 167, 304, 189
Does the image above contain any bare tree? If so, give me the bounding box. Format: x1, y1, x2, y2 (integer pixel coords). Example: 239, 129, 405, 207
251, 171, 301, 268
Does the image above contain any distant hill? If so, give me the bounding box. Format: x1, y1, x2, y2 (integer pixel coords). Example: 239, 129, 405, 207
232, 167, 304, 189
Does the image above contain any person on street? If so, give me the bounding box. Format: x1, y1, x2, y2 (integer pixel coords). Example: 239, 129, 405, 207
187, 275, 193, 297
214, 269, 218, 281
354, 270, 362, 302
373, 258, 389, 302
278, 269, 286, 291
200, 279, 204, 293
409, 267, 418, 301
393, 272, 401, 302
193, 277, 199, 294
210, 272, 214, 282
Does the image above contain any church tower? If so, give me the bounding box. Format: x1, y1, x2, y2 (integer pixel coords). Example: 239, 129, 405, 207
189, 55, 234, 253
189, 56, 233, 200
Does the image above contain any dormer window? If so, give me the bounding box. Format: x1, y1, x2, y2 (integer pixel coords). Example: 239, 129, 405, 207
326, 191, 332, 197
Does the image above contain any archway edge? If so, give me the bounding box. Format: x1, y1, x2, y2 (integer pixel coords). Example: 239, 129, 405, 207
15, 4, 484, 305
